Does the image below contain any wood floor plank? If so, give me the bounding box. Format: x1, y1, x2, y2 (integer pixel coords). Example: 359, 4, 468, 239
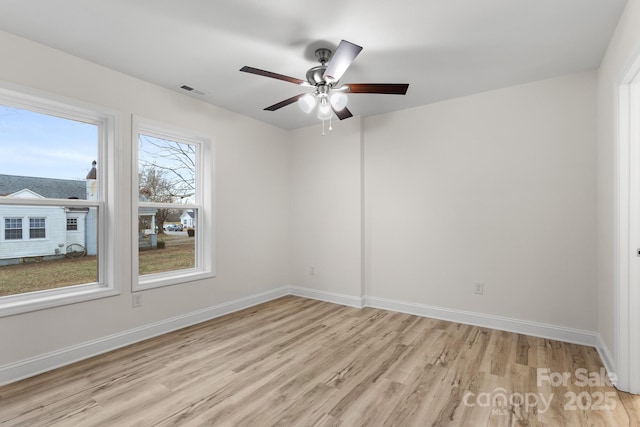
1, 295, 639, 426
381, 364, 450, 426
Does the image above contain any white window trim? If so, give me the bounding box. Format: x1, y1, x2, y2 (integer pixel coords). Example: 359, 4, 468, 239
132, 116, 215, 291
0, 84, 121, 317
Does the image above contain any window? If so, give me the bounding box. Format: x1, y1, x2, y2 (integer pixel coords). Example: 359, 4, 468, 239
4, 218, 22, 240
67, 217, 78, 231
29, 217, 46, 239
0, 85, 118, 316
133, 117, 214, 290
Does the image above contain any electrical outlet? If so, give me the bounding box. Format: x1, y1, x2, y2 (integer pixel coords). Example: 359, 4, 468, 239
133, 294, 143, 308
474, 282, 484, 295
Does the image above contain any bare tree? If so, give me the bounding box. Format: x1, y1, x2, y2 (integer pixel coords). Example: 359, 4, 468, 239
138, 136, 197, 234
138, 136, 196, 202
138, 166, 175, 234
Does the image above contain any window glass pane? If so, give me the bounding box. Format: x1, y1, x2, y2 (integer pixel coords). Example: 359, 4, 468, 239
137, 130, 200, 282
66, 217, 78, 231
138, 134, 196, 204
0, 104, 100, 297
4, 217, 22, 240
138, 208, 196, 275
29, 217, 46, 239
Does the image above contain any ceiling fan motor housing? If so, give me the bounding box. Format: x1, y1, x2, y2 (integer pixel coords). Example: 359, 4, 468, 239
306, 48, 334, 87
306, 65, 328, 86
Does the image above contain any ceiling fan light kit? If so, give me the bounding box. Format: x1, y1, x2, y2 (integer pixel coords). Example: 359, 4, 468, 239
298, 93, 316, 114
317, 98, 332, 121
329, 92, 348, 111
240, 40, 409, 134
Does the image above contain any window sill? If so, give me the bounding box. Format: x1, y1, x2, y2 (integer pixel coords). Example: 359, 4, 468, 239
135, 270, 215, 291
0, 285, 119, 318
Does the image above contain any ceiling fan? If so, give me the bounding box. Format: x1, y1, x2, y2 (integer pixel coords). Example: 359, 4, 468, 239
240, 40, 409, 130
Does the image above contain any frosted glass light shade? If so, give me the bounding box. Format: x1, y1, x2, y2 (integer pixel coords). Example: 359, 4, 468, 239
329, 92, 348, 111
317, 101, 332, 120
298, 94, 316, 114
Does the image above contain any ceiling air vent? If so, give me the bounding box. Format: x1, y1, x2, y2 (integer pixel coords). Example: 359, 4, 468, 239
179, 84, 205, 96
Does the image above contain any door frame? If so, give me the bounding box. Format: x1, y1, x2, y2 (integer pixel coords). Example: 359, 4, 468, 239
616, 52, 640, 394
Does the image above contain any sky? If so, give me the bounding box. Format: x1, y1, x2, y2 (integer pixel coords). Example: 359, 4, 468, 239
0, 105, 97, 181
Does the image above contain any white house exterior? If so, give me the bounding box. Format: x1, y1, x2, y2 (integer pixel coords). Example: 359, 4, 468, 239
180, 210, 195, 228
0, 164, 97, 265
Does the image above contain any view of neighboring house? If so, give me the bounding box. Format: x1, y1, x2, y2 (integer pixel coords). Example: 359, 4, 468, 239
0, 163, 98, 265
180, 210, 195, 228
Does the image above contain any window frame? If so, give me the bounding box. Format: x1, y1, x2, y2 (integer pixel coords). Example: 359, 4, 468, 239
66, 217, 79, 231
28, 217, 46, 240
3, 217, 23, 240
0, 84, 120, 317
132, 116, 215, 291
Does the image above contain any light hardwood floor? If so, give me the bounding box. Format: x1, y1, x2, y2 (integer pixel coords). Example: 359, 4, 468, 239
1, 296, 639, 426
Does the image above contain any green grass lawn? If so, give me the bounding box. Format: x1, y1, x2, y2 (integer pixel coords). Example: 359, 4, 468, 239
0, 234, 195, 297
138, 234, 195, 275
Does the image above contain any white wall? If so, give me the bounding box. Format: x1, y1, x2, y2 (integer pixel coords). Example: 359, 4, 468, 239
364, 72, 598, 330
289, 118, 363, 301
597, 0, 640, 372
0, 30, 290, 367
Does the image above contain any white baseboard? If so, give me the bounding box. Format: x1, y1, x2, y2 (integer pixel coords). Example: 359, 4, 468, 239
0, 287, 289, 387
365, 295, 597, 347
596, 333, 617, 386
289, 286, 364, 308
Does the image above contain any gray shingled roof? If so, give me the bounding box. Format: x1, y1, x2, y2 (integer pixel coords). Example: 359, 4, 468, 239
0, 174, 86, 199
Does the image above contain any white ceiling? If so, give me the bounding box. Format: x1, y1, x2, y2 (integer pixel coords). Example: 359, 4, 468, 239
0, 0, 628, 130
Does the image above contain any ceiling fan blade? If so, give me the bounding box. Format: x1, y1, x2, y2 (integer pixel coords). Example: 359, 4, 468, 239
323, 40, 363, 83
240, 66, 306, 85
333, 106, 353, 120
346, 83, 409, 95
264, 94, 306, 111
